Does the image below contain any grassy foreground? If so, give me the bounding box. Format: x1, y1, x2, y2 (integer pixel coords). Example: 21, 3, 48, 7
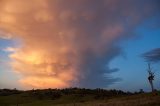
0, 89, 159, 106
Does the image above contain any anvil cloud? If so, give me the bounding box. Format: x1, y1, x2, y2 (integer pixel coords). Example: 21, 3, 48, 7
0, 0, 159, 89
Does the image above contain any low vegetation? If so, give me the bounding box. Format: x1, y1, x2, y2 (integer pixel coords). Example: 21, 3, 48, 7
0, 88, 159, 106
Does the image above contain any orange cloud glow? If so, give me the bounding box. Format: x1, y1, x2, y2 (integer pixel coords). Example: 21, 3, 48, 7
0, 0, 154, 89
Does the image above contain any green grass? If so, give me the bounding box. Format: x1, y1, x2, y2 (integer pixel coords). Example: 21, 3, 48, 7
0, 91, 159, 106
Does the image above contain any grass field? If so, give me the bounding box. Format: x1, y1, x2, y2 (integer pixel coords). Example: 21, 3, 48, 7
0, 89, 160, 106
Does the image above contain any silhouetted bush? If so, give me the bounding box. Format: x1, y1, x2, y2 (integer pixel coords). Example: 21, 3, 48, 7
0, 89, 23, 96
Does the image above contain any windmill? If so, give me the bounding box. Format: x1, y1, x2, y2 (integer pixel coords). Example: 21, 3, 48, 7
147, 63, 155, 92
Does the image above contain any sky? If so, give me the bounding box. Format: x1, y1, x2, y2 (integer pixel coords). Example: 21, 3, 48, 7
0, 0, 160, 91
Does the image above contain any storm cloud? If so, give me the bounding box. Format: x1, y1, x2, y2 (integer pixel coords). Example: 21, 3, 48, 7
0, 0, 159, 89
143, 48, 160, 63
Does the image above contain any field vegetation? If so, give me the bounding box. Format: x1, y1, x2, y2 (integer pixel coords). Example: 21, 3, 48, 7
0, 88, 159, 106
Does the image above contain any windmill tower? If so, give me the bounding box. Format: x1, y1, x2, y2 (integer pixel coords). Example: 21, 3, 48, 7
147, 63, 155, 92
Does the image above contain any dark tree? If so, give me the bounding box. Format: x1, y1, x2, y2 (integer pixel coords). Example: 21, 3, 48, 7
147, 64, 155, 92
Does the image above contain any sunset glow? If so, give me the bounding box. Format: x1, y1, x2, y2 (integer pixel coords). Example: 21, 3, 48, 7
0, 0, 160, 90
